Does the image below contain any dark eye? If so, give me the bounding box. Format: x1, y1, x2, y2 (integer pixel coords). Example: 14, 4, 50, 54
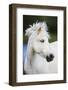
40, 39, 44, 43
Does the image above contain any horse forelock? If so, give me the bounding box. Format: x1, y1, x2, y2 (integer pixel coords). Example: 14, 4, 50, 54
25, 22, 48, 37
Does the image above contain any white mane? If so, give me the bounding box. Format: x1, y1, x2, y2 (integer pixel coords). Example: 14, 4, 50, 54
25, 22, 48, 37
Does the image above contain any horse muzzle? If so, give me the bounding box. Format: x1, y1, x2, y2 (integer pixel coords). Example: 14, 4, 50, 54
46, 54, 54, 62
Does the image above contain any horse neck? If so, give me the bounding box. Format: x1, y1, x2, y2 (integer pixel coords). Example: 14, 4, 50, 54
26, 37, 34, 64
26, 33, 37, 64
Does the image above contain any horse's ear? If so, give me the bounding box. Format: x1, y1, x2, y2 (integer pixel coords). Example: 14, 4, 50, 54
37, 27, 41, 34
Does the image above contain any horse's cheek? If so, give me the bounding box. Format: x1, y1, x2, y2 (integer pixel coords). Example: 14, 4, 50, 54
33, 42, 38, 52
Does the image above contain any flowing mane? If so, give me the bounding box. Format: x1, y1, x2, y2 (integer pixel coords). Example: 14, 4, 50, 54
25, 22, 49, 37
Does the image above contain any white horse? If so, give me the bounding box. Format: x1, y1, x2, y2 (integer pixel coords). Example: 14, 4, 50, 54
24, 22, 58, 74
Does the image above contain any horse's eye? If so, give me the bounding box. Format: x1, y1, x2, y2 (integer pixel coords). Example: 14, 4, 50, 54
40, 40, 44, 43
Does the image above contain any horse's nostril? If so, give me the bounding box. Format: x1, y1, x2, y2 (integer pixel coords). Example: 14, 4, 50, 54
46, 54, 54, 62
50, 54, 54, 58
